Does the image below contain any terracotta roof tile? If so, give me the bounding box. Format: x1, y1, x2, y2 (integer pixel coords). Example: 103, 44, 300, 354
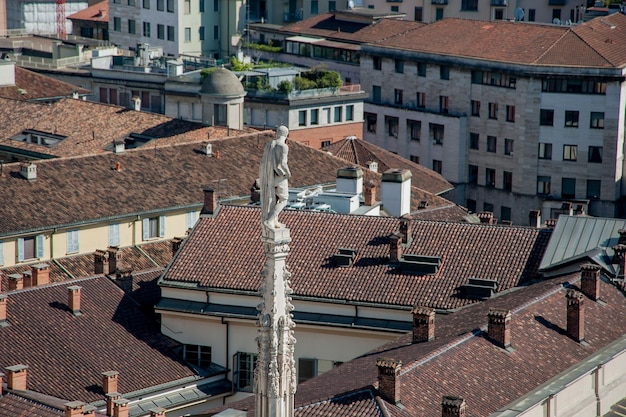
66, 0, 108, 23
0, 276, 196, 403
0, 393, 64, 417
162, 205, 549, 310
0, 67, 90, 102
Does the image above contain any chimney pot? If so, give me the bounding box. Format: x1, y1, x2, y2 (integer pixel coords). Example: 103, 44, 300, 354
389, 234, 402, 263
171, 237, 184, 256
8, 274, 23, 291
399, 216, 412, 244
336, 166, 364, 195
107, 247, 121, 275
381, 169, 412, 217
0, 294, 8, 326
487, 308, 512, 349
442, 395, 467, 417
113, 398, 130, 417
202, 187, 218, 215
105, 392, 121, 417
22, 269, 32, 288
5, 364, 28, 391
566, 289, 585, 342
67, 286, 82, 316
20, 162, 37, 180
580, 263, 601, 301
113, 141, 125, 154
376, 358, 402, 405
149, 407, 167, 417
363, 180, 377, 206
411, 306, 435, 343
64, 401, 86, 417
115, 268, 133, 293
102, 371, 119, 395
477, 211, 495, 224
94, 249, 109, 274
31, 263, 50, 286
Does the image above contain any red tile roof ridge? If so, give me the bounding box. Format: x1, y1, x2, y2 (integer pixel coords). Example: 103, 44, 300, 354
4, 273, 103, 295
296, 387, 376, 410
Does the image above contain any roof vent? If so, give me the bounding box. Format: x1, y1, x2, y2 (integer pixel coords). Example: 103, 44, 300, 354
366, 161, 378, 173
398, 254, 441, 274
460, 277, 498, 299
203, 142, 213, 156
418, 200, 428, 209
19, 162, 36, 180
113, 139, 125, 154
333, 248, 357, 267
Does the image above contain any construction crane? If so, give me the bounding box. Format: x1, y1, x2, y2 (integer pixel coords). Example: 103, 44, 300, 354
56, 0, 66, 39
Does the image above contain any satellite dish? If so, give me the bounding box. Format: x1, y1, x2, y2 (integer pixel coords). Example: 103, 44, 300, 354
514, 7, 524, 21
347, 0, 354, 8
552, 17, 561, 24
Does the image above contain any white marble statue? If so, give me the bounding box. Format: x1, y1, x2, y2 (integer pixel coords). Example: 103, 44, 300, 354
260, 125, 291, 230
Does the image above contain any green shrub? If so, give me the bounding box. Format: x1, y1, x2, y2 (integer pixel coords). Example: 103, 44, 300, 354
277, 80, 293, 94
294, 76, 317, 90
230, 56, 253, 71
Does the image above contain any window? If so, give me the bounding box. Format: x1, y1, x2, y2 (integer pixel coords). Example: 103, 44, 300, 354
199, 26, 205, 40
108, 223, 121, 246
311, 109, 319, 125
488, 102, 498, 119
214, 0, 219, 11
128, 0, 135, 5
565, 111, 579, 127
366, 113, 377, 133
435, 7, 444, 20
538, 143, 552, 159
184, 27, 191, 42
214, 104, 227, 125
410, 155, 419, 164
114, 17, 121, 32
415, 62, 426, 77
562, 178, 576, 199
415, 7, 423, 21
501, 206, 511, 222
143, 0, 150, 8
183, 344, 211, 368
539, 109, 554, 126
114, 0, 121, 3
345, 105, 354, 121
17, 235, 44, 262
167, 25, 175, 41
552, 8, 561, 20
372, 86, 381, 103
588, 146, 602, 163
587, 180, 601, 200
506, 105, 515, 122
504, 139, 513, 156
563, 145, 577, 161
298, 358, 340, 384
542, 78, 606, 94
167, 0, 174, 11
439, 96, 448, 114
432, 160, 442, 174
417, 92, 425, 108
143, 21, 151, 37
468, 165, 478, 184
408, 120, 421, 141
430, 123, 444, 145
329, 0, 336, 11
297, 110, 307, 126
487, 136, 496, 153
386, 116, 399, 137
537, 176, 551, 195
486, 168, 496, 187
469, 132, 479, 150
394, 89, 403, 105
184, 0, 191, 13
471, 100, 480, 117
334, 107, 342, 122
462, 0, 478, 10
503, 171, 512, 191
200, 0, 205, 11
466, 199, 477, 213
234, 352, 257, 392
157, 0, 164, 10
391, 5, 399, 11
494, 8, 504, 19
128, 19, 136, 34
590, 112, 604, 129
395, 59, 404, 74
484, 202, 493, 213
213, 25, 219, 39
142, 216, 165, 240
373, 56, 381, 70
185, 211, 198, 230
528, 8, 535, 21
440, 65, 449, 80
311, 0, 318, 13
66, 230, 79, 254
157, 24, 165, 39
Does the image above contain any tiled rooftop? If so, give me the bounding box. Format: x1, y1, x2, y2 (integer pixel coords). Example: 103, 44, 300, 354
0, 276, 197, 403
66, 0, 108, 22
0, 130, 458, 237
0, 393, 64, 417
161, 205, 550, 310
323, 136, 452, 195
0, 67, 90, 101
374, 14, 626, 68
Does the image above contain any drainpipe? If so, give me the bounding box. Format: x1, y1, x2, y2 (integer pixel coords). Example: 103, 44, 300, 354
222, 316, 230, 388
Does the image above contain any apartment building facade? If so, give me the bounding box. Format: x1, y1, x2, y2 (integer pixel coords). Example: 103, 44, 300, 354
361, 15, 626, 225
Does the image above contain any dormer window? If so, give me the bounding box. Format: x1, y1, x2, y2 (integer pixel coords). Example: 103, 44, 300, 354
11, 129, 67, 147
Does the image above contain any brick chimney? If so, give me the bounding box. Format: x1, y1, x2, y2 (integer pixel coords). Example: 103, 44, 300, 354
376, 358, 402, 405
31, 263, 50, 286
566, 289, 585, 342
171, 237, 183, 256
115, 268, 133, 293
64, 401, 86, 417
381, 169, 412, 217
442, 396, 467, 417
487, 308, 512, 349
149, 407, 167, 417
83, 405, 97, 417
529, 210, 542, 228
389, 234, 402, 263
102, 371, 119, 395
67, 286, 82, 316
8, 274, 23, 291
399, 216, 411, 244
0, 294, 8, 326
5, 364, 28, 391
105, 392, 121, 417
113, 398, 130, 417
580, 263, 600, 301
22, 269, 32, 288
94, 249, 109, 274
202, 187, 218, 215
363, 180, 377, 206
411, 306, 435, 343
336, 166, 364, 195
477, 212, 495, 224
107, 247, 121, 274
